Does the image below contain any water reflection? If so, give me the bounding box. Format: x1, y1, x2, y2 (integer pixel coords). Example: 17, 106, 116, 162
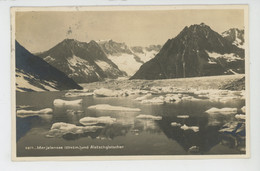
16, 91, 246, 156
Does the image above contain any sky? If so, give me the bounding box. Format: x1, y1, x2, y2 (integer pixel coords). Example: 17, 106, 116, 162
15, 9, 244, 53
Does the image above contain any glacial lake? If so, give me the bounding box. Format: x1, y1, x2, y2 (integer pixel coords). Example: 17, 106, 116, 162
16, 90, 245, 157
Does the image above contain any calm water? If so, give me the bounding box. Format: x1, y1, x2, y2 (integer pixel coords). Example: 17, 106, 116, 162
16, 91, 245, 157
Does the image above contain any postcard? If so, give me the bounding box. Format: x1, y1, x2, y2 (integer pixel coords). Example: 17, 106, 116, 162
11, 5, 249, 161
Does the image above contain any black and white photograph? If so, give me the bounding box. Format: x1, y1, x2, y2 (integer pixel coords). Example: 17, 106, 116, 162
11, 5, 249, 160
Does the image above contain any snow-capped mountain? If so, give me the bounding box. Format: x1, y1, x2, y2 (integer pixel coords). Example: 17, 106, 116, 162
222, 28, 244, 49
98, 40, 161, 76
131, 23, 245, 80
131, 45, 162, 63
15, 41, 82, 92
38, 39, 126, 83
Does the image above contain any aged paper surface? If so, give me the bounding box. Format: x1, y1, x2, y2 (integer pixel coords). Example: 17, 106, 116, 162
11, 5, 249, 161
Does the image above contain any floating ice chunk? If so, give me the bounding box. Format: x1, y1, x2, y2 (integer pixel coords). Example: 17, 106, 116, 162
171, 122, 182, 127
65, 92, 93, 97
177, 115, 190, 119
136, 114, 162, 120
241, 106, 246, 113
53, 99, 82, 107
180, 124, 199, 132
181, 96, 201, 101
17, 105, 31, 109
141, 96, 165, 104
218, 97, 240, 103
88, 104, 141, 112
68, 89, 89, 93
150, 86, 176, 93
194, 90, 243, 103
131, 89, 150, 95
135, 93, 152, 101
17, 108, 53, 114
51, 122, 77, 130
137, 94, 182, 104
47, 122, 103, 138
188, 146, 200, 153
17, 108, 53, 118
150, 86, 163, 93
194, 90, 210, 95
165, 94, 181, 102
93, 88, 118, 97
241, 91, 246, 100
235, 114, 246, 120
205, 107, 237, 115
79, 116, 116, 126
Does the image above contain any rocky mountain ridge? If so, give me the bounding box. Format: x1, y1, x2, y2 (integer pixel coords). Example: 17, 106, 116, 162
131, 23, 245, 80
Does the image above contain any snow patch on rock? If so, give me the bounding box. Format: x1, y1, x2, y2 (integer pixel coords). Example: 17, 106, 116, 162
206, 51, 243, 62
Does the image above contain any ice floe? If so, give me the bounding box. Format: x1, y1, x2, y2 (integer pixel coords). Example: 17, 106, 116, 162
17, 108, 53, 118
68, 88, 89, 93
205, 107, 237, 115
188, 146, 200, 153
150, 86, 194, 94
165, 94, 182, 102
17, 105, 32, 109
171, 122, 182, 127
93, 88, 118, 97
88, 104, 141, 112
134, 93, 152, 101
181, 96, 201, 101
180, 124, 199, 132
141, 96, 165, 104
136, 114, 162, 120
235, 114, 246, 120
46, 122, 103, 138
193, 89, 243, 103
53, 99, 82, 107
140, 94, 182, 104
65, 92, 93, 97
241, 106, 246, 113
79, 116, 116, 126
177, 115, 190, 119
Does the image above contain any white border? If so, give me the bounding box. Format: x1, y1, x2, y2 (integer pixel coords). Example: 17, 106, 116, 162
1, 0, 260, 170
10, 5, 250, 161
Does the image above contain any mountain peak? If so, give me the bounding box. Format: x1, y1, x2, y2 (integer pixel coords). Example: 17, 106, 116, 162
88, 40, 99, 46
222, 28, 244, 49
200, 22, 206, 26
62, 38, 79, 44
187, 23, 211, 31
131, 23, 244, 80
